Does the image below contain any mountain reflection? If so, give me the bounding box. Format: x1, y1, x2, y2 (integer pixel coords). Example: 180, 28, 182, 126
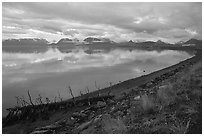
2, 47, 192, 116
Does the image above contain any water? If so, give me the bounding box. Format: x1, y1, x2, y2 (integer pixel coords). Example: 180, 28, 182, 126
2, 46, 193, 116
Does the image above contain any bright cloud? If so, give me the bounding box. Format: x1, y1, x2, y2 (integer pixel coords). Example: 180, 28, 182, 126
185, 28, 198, 36
2, 2, 202, 43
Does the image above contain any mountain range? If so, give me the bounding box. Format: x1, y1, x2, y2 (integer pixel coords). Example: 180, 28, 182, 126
2, 37, 202, 48
2, 38, 48, 46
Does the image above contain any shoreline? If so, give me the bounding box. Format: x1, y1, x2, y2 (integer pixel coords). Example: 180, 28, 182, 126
2, 48, 195, 112
3, 50, 201, 116
76, 49, 201, 99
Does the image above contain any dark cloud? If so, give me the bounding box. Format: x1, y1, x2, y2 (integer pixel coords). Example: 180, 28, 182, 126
2, 2, 202, 43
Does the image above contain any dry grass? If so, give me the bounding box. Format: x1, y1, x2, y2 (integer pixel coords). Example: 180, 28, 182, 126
128, 59, 202, 134
156, 84, 176, 107
140, 94, 155, 113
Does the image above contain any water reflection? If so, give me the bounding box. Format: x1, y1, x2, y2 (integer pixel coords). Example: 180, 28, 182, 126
3, 48, 192, 76
2, 47, 193, 116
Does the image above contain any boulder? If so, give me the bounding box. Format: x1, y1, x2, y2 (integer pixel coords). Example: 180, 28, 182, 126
96, 101, 106, 108
134, 96, 141, 101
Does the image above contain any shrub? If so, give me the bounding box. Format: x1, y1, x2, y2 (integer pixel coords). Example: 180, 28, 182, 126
157, 84, 176, 107
140, 94, 155, 113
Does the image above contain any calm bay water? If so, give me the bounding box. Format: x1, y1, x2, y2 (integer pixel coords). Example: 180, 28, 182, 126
2, 47, 193, 116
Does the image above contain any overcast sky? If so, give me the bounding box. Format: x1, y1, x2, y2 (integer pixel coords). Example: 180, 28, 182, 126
2, 2, 202, 43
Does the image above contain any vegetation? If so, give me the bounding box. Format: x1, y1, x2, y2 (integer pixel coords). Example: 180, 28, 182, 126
125, 56, 202, 134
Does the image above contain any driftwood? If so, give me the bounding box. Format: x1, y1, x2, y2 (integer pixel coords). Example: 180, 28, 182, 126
80, 91, 84, 96
107, 90, 112, 96
86, 87, 90, 94
86, 87, 91, 106
68, 86, 75, 105
27, 90, 34, 106
3, 82, 116, 127
3, 94, 114, 127
57, 91, 63, 102
15, 96, 20, 107
95, 81, 100, 90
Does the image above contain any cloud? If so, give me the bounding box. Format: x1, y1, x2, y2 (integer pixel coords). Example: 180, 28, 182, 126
63, 29, 79, 37
185, 28, 198, 36
2, 2, 202, 43
3, 47, 191, 76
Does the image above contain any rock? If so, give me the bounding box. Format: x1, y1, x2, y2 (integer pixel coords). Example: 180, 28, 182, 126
80, 110, 85, 113
66, 117, 77, 126
31, 124, 61, 134
110, 106, 116, 113
77, 120, 93, 131
93, 115, 102, 123
134, 96, 141, 100
121, 100, 127, 105
159, 85, 167, 89
72, 112, 87, 118
126, 109, 131, 115
36, 124, 61, 130
146, 82, 153, 87
96, 101, 106, 108
84, 107, 91, 111
96, 114, 103, 119
120, 100, 129, 109
88, 112, 95, 120
82, 107, 93, 114
71, 111, 89, 124
31, 130, 51, 134
56, 119, 67, 126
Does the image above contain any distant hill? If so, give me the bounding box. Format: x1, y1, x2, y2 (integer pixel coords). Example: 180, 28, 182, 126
181, 39, 202, 49
84, 37, 101, 43
57, 38, 72, 44
2, 38, 202, 50
135, 41, 155, 46
119, 40, 135, 46
156, 40, 167, 45
2, 38, 48, 46
49, 38, 81, 47
119, 40, 172, 48
128, 40, 134, 43
175, 41, 185, 45
83, 37, 114, 44
184, 38, 202, 45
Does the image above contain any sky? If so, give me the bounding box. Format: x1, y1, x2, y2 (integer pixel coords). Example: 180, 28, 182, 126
2, 2, 202, 43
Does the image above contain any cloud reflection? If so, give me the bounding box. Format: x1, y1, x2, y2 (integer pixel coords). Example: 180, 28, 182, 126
2, 48, 191, 84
